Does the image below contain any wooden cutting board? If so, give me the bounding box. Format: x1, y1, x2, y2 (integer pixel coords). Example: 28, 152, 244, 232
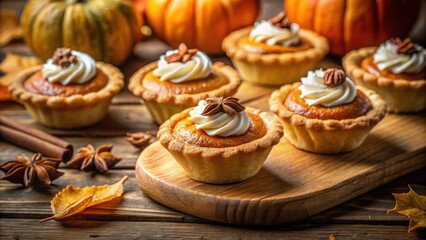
135, 113, 426, 225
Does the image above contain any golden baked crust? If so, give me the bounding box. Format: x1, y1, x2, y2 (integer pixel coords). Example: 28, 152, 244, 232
343, 47, 426, 113
222, 27, 329, 86
10, 62, 124, 109
129, 62, 241, 105
269, 83, 386, 153
157, 107, 283, 184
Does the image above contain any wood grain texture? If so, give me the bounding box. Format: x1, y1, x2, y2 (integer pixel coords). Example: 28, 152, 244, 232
1, 219, 425, 240
136, 113, 426, 225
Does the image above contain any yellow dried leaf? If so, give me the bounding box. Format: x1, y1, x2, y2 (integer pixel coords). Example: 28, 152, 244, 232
0, 53, 42, 73
329, 234, 336, 240
0, 53, 42, 101
40, 176, 128, 222
388, 185, 426, 233
0, 10, 23, 47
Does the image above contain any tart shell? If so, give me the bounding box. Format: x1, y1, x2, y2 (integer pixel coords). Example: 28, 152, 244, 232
222, 27, 329, 86
128, 62, 241, 125
343, 47, 426, 113
9, 63, 124, 129
157, 107, 283, 184
269, 83, 387, 154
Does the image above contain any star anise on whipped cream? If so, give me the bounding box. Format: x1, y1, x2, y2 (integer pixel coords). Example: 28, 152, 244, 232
268, 12, 292, 29
67, 144, 121, 173
52, 47, 78, 68
201, 97, 245, 116
164, 43, 198, 63
0, 153, 64, 188
126, 132, 153, 149
323, 68, 346, 88
390, 38, 421, 56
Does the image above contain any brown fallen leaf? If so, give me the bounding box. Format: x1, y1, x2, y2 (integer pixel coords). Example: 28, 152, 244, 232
0, 53, 42, 101
329, 234, 336, 240
388, 185, 426, 233
40, 176, 128, 222
0, 10, 23, 47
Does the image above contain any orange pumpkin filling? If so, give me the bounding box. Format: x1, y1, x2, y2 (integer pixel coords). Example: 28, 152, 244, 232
361, 56, 426, 80
24, 69, 108, 96
238, 36, 311, 54
284, 89, 371, 120
142, 70, 229, 95
174, 113, 266, 147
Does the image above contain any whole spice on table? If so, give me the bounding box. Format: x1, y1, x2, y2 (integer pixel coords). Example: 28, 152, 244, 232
0, 153, 64, 188
126, 132, 153, 148
40, 176, 128, 222
388, 185, 426, 232
67, 144, 121, 173
0, 116, 73, 161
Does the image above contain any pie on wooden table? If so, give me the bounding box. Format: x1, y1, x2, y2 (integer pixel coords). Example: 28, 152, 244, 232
9, 48, 124, 129
343, 38, 426, 113
129, 43, 241, 125
269, 68, 387, 154
157, 97, 283, 184
223, 12, 329, 86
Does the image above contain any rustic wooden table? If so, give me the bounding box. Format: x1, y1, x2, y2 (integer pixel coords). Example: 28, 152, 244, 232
1, 1, 425, 239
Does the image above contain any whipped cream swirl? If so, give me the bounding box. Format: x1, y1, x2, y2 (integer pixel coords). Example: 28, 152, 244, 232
249, 20, 300, 46
153, 49, 212, 83
373, 40, 426, 74
42, 50, 97, 85
298, 69, 357, 107
189, 100, 250, 137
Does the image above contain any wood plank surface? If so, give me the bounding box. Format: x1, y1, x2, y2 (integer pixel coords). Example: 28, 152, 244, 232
1, 219, 425, 240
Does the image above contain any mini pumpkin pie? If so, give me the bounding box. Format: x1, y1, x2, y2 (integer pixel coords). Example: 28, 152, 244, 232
222, 12, 329, 86
129, 43, 241, 125
157, 97, 283, 184
9, 48, 124, 129
269, 68, 387, 154
343, 38, 426, 113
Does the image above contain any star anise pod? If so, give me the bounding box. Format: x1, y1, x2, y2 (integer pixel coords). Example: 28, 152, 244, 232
164, 43, 198, 63
390, 38, 421, 55
201, 97, 245, 116
268, 11, 292, 29
0, 153, 64, 188
126, 132, 153, 149
323, 68, 346, 88
67, 144, 121, 173
52, 47, 78, 68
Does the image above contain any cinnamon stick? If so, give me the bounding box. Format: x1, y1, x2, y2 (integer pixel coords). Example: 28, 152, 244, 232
0, 116, 73, 161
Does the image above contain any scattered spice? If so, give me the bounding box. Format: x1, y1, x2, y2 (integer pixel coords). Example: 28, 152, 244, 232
388, 185, 426, 233
390, 38, 421, 56
165, 43, 198, 63
52, 48, 78, 68
201, 97, 245, 116
323, 68, 346, 88
67, 144, 121, 173
0, 153, 64, 188
40, 176, 128, 222
127, 132, 153, 148
268, 12, 292, 29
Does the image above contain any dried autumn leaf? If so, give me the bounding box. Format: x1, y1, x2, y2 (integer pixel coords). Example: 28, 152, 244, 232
0, 10, 23, 47
40, 176, 128, 222
0, 53, 42, 101
388, 185, 426, 233
0, 53, 42, 73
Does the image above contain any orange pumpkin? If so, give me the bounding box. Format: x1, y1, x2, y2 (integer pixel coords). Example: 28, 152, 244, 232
145, 0, 260, 54
285, 0, 421, 56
